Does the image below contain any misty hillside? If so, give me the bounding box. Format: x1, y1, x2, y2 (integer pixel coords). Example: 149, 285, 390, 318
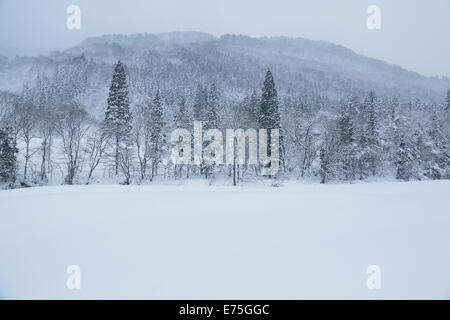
0, 31, 449, 114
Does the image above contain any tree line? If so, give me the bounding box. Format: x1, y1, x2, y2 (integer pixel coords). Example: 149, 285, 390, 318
0, 60, 449, 187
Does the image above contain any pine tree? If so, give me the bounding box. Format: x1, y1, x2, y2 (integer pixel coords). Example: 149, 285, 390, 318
191, 85, 208, 175
428, 111, 450, 179
104, 61, 132, 175
395, 136, 417, 181
390, 97, 399, 121
446, 89, 450, 111
149, 90, 166, 181
193, 85, 208, 122
205, 83, 220, 130
338, 103, 354, 145
259, 69, 283, 174
319, 146, 329, 184
204, 84, 221, 179
259, 69, 280, 130
319, 135, 335, 184
356, 129, 370, 180
174, 96, 192, 129
174, 96, 192, 179
0, 127, 18, 183
413, 129, 430, 179
242, 90, 259, 128
337, 102, 357, 180
365, 91, 380, 176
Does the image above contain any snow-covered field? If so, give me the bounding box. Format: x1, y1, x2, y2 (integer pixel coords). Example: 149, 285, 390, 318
0, 180, 449, 299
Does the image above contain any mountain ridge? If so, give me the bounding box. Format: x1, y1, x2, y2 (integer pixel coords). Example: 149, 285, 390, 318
0, 31, 448, 107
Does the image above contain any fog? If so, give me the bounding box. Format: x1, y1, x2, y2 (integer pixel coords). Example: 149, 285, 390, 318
0, 0, 449, 77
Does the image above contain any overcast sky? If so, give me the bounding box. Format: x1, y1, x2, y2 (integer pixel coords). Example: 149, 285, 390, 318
0, 0, 449, 77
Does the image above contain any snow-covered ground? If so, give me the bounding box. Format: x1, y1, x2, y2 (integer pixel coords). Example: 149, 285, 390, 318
0, 180, 449, 299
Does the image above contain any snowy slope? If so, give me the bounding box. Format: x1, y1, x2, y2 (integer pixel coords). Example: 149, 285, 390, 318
0, 180, 449, 299
1, 32, 449, 104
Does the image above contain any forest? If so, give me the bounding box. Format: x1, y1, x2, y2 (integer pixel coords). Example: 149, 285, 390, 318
0, 56, 449, 188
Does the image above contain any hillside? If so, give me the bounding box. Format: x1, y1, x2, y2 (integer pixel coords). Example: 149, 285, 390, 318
0, 31, 449, 112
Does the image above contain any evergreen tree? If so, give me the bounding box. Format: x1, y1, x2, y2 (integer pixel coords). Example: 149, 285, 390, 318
191, 85, 208, 175
365, 92, 378, 140
446, 89, 450, 111
365, 91, 380, 176
427, 111, 450, 179
242, 90, 259, 128
174, 96, 192, 179
193, 85, 208, 122
259, 69, 283, 174
395, 136, 417, 181
104, 61, 132, 175
149, 90, 166, 181
338, 103, 354, 145
259, 69, 280, 129
319, 146, 329, 184
204, 84, 221, 179
205, 83, 220, 130
0, 127, 18, 183
337, 102, 357, 180
174, 96, 192, 129
389, 97, 399, 121
356, 130, 371, 180
412, 129, 428, 179
319, 133, 336, 184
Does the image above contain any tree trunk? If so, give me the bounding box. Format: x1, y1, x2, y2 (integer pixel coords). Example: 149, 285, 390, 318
40, 138, 47, 181
115, 135, 119, 175
24, 140, 30, 180
233, 138, 237, 186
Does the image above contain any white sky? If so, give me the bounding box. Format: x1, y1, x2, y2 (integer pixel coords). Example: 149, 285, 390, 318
0, 0, 449, 77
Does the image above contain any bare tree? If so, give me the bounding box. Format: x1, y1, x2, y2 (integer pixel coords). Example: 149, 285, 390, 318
291, 117, 319, 178
17, 101, 37, 181
38, 108, 57, 182
55, 106, 90, 185
85, 127, 108, 182
118, 143, 134, 185
133, 103, 151, 181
